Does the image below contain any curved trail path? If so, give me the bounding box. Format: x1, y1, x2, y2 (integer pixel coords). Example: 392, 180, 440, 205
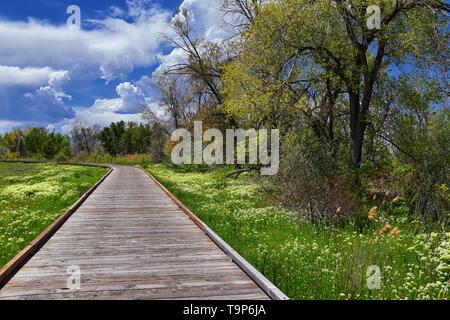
0, 166, 270, 300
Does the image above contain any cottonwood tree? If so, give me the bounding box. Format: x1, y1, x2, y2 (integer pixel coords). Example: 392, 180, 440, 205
162, 7, 233, 127
0, 128, 25, 155
70, 119, 100, 155
1, 127, 70, 159
375, 74, 449, 222
98, 121, 153, 156
154, 73, 196, 129
223, 0, 449, 169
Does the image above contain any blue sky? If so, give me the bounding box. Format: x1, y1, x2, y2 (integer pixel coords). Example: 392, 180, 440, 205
0, 0, 230, 132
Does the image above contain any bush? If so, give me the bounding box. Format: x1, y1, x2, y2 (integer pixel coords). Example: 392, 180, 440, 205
274, 133, 353, 222
53, 151, 70, 163
0, 151, 21, 160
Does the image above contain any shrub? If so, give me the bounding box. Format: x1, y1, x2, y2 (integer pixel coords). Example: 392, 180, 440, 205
274, 133, 353, 222
53, 151, 70, 163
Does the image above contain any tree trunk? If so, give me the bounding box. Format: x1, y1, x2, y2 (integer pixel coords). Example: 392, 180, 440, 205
349, 92, 365, 169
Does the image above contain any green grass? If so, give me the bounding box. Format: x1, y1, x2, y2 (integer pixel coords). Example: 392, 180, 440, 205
147, 164, 450, 300
0, 162, 107, 268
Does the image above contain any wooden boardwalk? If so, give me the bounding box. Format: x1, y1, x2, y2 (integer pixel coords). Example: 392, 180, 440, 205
0, 166, 269, 300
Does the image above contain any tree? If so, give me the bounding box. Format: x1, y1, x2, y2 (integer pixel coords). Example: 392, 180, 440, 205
142, 107, 170, 162
154, 73, 195, 129
163, 7, 233, 118
223, 0, 449, 169
223, 0, 263, 27
98, 121, 153, 156
376, 75, 449, 222
39, 132, 71, 159
70, 119, 100, 155
23, 128, 47, 156
99, 121, 126, 156
1, 128, 25, 156
1, 127, 70, 159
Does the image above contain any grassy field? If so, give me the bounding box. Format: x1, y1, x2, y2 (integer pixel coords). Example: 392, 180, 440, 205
147, 164, 450, 300
0, 162, 107, 268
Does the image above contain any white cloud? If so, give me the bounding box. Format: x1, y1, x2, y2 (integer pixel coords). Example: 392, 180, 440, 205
91, 98, 124, 113
0, 4, 169, 82
136, 75, 157, 96
116, 82, 147, 113
23, 69, 73, 121
0, 66, 64, 87
58, 108, 143, 134
47, 70, 71, 97
0, 66, 73, 123
0, 120, 25, 133
175, 0, 232, 42
91, 79, 154, 114
154, 47, 186, 74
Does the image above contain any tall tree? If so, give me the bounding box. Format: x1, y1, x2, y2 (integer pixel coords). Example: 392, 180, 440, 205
164, 7, 231, 111
154, 73, 195, 129
70, 119, 100, 155
98, 122, 153, 156
1, 128, 25, 156
223, 0, 449, 169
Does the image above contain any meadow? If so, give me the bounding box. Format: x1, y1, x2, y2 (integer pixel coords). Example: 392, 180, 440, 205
0, 162, 107, 268
147, 164, 450, 300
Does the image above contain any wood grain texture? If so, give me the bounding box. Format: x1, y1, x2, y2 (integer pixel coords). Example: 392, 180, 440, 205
0, 166, 269, 300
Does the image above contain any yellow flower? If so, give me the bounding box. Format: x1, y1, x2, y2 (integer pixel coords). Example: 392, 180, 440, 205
380, 223, 392, 235
368, 207, 378, 220
392, 196, 401, 205
391, 228, 399, 237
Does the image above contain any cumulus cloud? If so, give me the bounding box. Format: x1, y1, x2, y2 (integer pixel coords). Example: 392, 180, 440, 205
0, 120, 27, 132
0, 66, 73, 123
154, 47, 187, 75
136, 75, 157, 96
0, 66, 61, 87
0, 7, 169, 82
0, 0, 171, 129
91, 78, 155, 115
23, 70, 74, 121
174, 0, 232, 41
90, 98, 123, 113
115, 82, 147, 113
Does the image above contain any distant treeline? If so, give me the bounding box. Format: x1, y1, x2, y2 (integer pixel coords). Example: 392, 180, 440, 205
0, 127, 70, 160
0, 120, 166, 162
